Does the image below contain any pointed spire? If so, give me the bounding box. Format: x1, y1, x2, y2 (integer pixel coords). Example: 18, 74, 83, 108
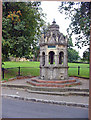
52, 18, 56, 24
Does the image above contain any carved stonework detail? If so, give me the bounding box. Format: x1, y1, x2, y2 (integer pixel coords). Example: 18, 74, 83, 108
40, 20, 68, 80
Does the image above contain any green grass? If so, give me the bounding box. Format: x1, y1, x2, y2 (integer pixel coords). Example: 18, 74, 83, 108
68, 63, 89, 78
2, 61, 40, 80
2, 61, 89, 80
2, 61, 40, 68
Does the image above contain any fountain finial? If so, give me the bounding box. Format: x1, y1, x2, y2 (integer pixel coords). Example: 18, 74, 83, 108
52, 18, 56, 24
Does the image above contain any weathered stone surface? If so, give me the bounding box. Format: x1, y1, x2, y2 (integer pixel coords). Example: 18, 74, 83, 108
40, 20, 68, 80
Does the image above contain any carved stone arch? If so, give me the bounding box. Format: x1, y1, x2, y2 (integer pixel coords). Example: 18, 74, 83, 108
59, 51, 64, 64
49, 51, 55, 64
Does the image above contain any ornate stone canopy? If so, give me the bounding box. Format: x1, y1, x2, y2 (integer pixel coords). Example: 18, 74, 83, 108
39, 20, 68, 80
40, 20, 67, 46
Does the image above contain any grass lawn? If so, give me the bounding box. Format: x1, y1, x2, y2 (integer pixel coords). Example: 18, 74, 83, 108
2, 61, 89, 80
68, 63, 89, 78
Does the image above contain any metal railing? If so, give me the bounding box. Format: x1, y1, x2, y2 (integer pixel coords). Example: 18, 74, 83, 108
2, 66, 40, 79
2, 66, 89, 79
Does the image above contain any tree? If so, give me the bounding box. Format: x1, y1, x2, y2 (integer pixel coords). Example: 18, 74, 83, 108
2, 2, 46, 60
32, 46, 40, 61
83, 48, 90, 63
41, 22, 50, 34
2, 37, 10, 61
59, 2, 90, 48
67, 35, 80, 62
68, 48, 80, 62
67, 37, 73, 49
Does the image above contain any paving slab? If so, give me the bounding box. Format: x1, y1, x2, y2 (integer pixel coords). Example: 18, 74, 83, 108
2, 87, 89, 105
2, 77, 89, 88
1, 77, 89, 108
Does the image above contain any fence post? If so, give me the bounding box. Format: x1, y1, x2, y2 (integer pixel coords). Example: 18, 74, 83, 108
78, 66, 80, 75
18, 67, 20, 76
2, 68, 5, 79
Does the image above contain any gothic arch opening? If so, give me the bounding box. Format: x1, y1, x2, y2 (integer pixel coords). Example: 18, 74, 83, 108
42, 52, 45, 66
49, 51, 55, 64
59, 51, 64, 64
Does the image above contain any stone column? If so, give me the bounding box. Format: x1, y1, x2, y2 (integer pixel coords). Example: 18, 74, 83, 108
55, 50, 59, 65
45, 55, 49, 66
55, 55, 59, 65
63, 48, 68, 66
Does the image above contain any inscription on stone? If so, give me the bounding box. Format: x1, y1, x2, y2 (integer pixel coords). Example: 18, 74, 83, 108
48, 46, 56, 48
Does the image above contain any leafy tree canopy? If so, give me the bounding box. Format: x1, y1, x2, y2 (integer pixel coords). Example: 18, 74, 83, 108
59, 2, 90, 48
68, 48, 80, 62
83, 48, 90, 63
2, 2, 46, 60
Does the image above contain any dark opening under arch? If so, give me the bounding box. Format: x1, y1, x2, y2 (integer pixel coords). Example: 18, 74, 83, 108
42, 52, 45, 66
49, 51, 55, 64
59, 51, 64, 64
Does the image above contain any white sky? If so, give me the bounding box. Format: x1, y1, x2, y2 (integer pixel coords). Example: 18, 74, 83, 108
41, 1, 88, 58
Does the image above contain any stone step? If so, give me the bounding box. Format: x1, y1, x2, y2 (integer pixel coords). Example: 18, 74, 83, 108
26, 79, 81, 88
26, 89, 89, 96
2, 83, 89, 92
2, 86, 89, 97
26, 76, 81, 88
31, 78, 76, 84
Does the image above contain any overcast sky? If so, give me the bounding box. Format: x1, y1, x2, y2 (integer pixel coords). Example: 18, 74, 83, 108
41, 1, 88, 58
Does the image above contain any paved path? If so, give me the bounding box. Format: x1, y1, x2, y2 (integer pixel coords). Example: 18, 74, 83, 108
2, 87, 89, 105
2, 77, 89, 89
2, 77, 89, 108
